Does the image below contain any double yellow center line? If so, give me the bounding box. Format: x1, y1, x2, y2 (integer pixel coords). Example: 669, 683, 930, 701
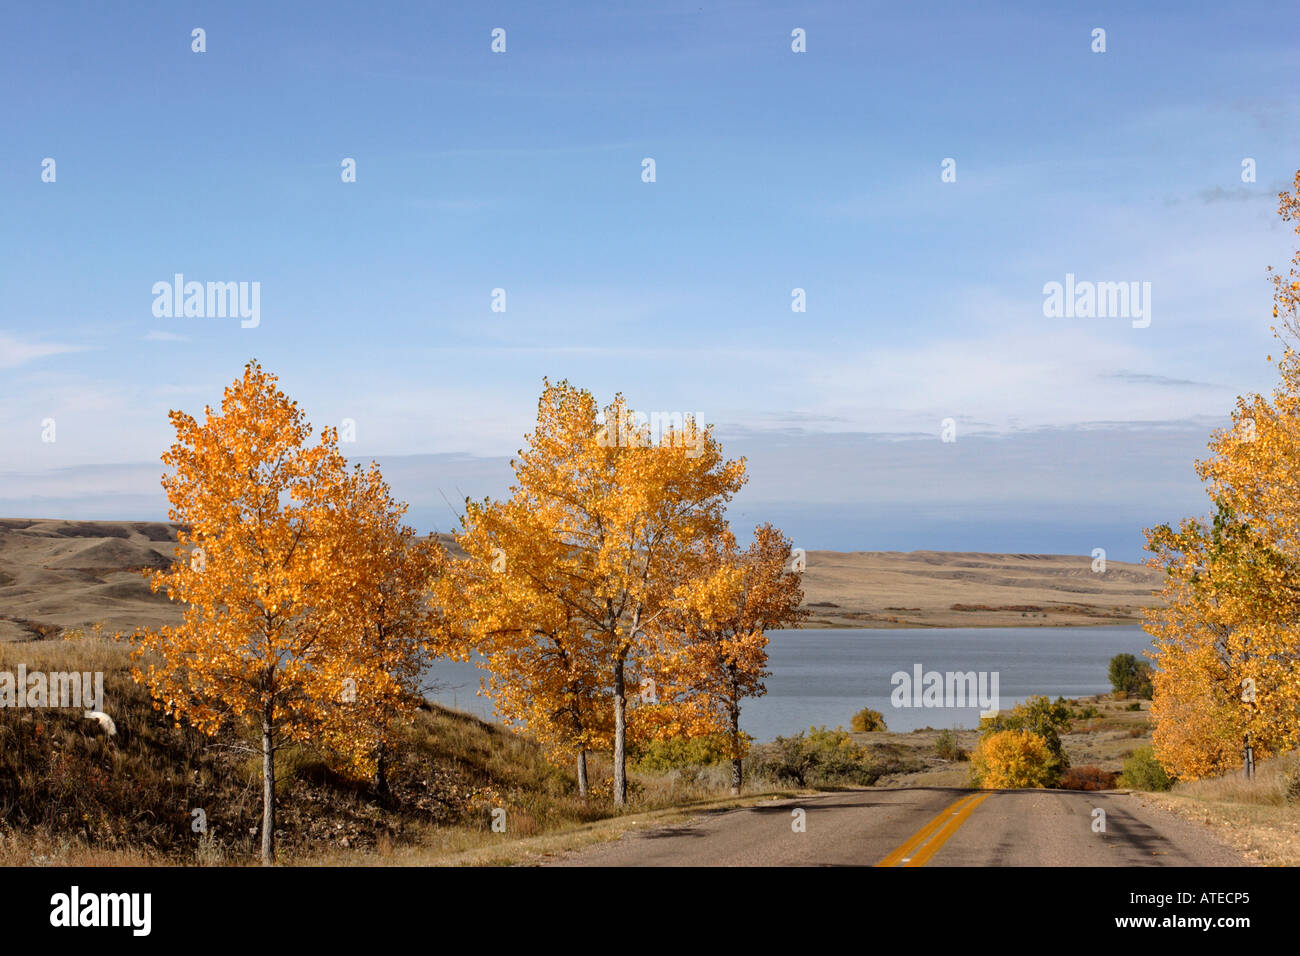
875, 791, 992, 867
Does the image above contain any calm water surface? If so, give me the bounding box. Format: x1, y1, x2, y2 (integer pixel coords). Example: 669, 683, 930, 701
422, 625, 1154, 742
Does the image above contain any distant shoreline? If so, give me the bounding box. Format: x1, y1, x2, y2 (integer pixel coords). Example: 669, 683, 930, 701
0, 519, 1162, 641
796, 549, 1162, 630
789, 619, 1149, 630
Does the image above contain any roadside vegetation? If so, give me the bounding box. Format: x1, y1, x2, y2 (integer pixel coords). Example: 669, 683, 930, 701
1119, 746, 1174, 792
1137, 750, 1300, 866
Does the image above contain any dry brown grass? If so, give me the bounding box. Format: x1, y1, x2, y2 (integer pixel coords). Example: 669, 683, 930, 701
0, 635, 805, 867
1138, 752, 1300, 866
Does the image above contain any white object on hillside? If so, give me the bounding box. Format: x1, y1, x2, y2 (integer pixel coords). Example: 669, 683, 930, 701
83, 711, 117, 735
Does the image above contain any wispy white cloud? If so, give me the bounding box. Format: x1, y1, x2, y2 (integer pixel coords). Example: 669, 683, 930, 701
0, 333, 87, 368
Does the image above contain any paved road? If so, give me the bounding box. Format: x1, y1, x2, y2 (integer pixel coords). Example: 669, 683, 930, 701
547, 788, 1247, 867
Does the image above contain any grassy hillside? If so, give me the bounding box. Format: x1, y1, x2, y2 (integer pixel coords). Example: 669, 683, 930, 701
0, 635, 594, 864
0, 635, 819, 865
0, 518, 184, 642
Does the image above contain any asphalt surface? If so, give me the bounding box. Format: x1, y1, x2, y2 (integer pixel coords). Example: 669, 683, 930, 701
546, 787, 1248, 867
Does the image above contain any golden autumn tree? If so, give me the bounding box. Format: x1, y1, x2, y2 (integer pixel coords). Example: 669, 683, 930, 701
441, 380, 746, 805
1144, 505, 1299, 778
127, 361, 438, 863
656, 523, 807, 794
438, 494, 612, 795
1144, 171, 1300, 779
312, 462, 446, 798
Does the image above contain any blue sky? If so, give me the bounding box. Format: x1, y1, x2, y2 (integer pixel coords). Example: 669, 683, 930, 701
2, 1, 1297, 560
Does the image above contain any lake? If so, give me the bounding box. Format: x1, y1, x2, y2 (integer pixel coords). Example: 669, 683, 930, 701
421, 625, 1155, 742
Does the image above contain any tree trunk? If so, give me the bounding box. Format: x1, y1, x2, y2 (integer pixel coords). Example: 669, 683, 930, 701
728, 668, 742, 795
576, 749, 589, 798
613, 658, 627, 806
730, 696, 742, 795
375, 744, 391, 804
261, 711, 276, 866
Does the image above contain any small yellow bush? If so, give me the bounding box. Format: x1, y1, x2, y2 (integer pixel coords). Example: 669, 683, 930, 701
970, 729, 1054, 789
850, 707, 887, 732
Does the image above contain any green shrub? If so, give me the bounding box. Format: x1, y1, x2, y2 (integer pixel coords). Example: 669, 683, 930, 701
1120, 746, 1174, 791
850, 707, 888, 732
1108, 653, 1154, 699
934, 728, 966, 761
632, 735, 732, 773
748, 726, 878, 787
